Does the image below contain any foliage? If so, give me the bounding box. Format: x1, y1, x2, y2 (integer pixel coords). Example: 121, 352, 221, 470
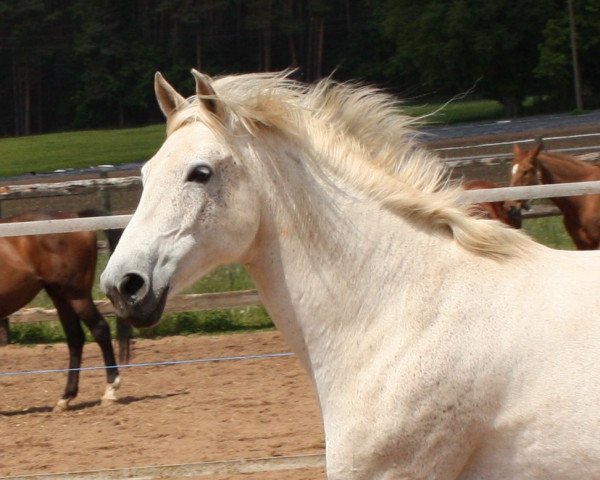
1, 1, 599, 136
375, 0, 564, 116
536, 0, 600, 108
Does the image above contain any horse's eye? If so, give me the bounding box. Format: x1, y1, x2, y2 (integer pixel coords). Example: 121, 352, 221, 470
187, 165, 212, 183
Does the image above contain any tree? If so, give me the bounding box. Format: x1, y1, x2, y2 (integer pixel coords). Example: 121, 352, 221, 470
0, 0, 64, 135
376, 0, 560, 116
71, 0, 161, 127
536, 0, 600, 109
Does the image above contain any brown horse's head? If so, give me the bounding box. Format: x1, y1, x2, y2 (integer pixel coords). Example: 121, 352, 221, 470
462, 179, 522, 229
509, 141, 543, 211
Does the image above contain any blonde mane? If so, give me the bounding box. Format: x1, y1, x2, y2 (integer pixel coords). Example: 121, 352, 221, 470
168, 72, 534, 260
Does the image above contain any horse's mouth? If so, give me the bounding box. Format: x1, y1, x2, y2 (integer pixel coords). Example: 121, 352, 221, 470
111, 286, 170, 329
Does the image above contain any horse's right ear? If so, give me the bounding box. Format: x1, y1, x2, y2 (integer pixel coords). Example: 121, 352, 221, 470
154, 72, 186, 119
191, 69, 225, 121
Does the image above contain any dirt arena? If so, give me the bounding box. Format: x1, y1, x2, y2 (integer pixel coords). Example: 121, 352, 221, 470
0, 331, 326, 479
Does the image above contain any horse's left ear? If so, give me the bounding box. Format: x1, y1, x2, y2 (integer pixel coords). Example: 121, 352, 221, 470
154, 72, 186, 119
191, 69, 225, 121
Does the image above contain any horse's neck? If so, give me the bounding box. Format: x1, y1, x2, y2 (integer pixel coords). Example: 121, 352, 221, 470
244, 167, 456, 394
537, 152, 593, 184
537, 153, 596, 212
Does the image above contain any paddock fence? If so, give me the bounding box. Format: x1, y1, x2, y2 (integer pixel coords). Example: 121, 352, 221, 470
9, 289, 261, 325
1, 179, 599, 327
1, 180, 599, 239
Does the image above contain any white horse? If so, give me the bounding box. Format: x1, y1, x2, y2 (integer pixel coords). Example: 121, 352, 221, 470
102, 70, 600, 479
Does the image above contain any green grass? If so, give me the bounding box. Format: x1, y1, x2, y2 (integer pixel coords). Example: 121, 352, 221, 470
11, 260, 273, 344
522, 215, 575, 250
10, 306, 273, 344
9, 214, 575, 345
0, 97, 510, 179
403, 99, 504, 125
0, 124, 165, 178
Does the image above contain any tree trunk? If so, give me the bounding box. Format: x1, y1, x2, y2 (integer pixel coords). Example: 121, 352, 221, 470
195, 32, 202, 70
13, 62, 24, 136
345, 0, 351, 37
24, 69, 31, 136
501, 94, 522, 118
263, 0, 273, 71
306, 16, 314, 80
37, 78, 43, 133
118, 101, 124, 127
315, 17, 325, 79
283, 0, 298, 67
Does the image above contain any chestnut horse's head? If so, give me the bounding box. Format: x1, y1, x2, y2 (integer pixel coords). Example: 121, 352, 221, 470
509, 141, 543, 211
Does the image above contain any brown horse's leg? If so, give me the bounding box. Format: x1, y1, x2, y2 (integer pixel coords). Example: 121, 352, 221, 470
46, 291, 86, 411
67, 295, 121, 405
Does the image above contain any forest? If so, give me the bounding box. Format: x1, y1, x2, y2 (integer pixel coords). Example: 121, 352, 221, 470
1, 0, 599, 136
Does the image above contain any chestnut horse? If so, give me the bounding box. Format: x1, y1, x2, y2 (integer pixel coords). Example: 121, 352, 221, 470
510, 141, 600, 249
462, 179, 522, 228
0, 210, 128, 410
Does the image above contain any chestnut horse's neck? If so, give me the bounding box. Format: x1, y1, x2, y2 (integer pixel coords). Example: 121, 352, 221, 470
536, 152, 598, 185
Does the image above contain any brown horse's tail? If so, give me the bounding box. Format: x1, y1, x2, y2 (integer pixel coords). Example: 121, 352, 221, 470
77, 209, 132, 364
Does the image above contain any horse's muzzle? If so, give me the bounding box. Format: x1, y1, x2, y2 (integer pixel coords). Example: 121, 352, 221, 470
104, 273, 169, 328
507, 206, 523, 228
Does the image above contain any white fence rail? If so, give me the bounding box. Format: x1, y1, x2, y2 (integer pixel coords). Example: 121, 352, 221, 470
0, 214, 132, 237
1, 181, 600, 238
457, 180, 600, 203
0, 176, 141, 200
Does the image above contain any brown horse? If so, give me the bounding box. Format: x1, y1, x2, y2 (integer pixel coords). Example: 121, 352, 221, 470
463, 179, 522, 228
510, 141, 600, 249
0, 210, 129, 410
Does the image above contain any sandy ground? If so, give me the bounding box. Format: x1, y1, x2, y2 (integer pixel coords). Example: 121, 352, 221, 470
0, 331, 326, 479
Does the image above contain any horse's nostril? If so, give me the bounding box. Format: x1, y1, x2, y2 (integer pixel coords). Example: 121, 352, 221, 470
119, 273, 146, 298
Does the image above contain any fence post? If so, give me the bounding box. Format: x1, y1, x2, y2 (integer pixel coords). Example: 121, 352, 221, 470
0, 317, 9, 346
98, 168, 112, 212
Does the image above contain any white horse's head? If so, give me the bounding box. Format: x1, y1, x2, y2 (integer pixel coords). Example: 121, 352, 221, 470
101, 70, 261, 327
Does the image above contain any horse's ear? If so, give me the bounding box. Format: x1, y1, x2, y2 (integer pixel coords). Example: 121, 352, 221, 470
512, 144, 523, 156
154, 72, 186, 119
191, 69, 225, 121
532, 139, 543, 157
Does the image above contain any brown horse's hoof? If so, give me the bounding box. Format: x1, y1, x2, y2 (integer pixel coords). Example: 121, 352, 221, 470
100, 376, 121, 406
53, 398, 71, 412
100, 396, 117, 407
